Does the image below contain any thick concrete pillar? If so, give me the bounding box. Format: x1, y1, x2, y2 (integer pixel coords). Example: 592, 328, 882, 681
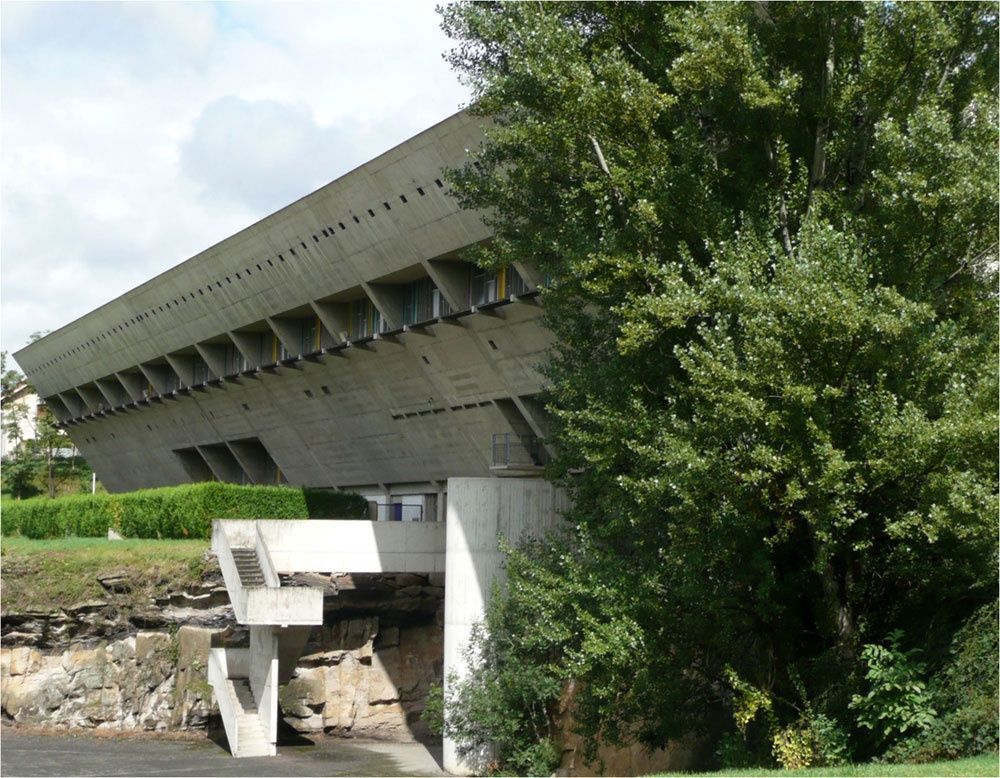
249, 624, 279, 753
443, 477, 569, 774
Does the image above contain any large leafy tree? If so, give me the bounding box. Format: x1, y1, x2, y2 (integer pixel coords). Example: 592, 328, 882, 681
441, 0, 997, 761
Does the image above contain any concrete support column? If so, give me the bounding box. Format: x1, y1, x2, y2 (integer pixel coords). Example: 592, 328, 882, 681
249, 624, 279, 753
442, 477, 569, 774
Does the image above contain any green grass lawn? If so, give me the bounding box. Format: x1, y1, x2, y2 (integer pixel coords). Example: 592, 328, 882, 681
0, 536, 210, 613
669, 752, 999, 777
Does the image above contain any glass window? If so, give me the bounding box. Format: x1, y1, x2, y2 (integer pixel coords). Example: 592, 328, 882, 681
349, 299, 384, 338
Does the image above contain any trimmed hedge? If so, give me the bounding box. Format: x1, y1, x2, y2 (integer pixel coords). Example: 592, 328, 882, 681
1, 482, 369, 540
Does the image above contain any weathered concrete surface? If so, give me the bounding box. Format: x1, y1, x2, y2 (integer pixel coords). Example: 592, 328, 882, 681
14, 111, 557, 496
0, 729, 445, 777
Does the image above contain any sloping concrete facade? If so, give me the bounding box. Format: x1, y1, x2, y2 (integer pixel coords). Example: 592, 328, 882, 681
14, 111, 553, 496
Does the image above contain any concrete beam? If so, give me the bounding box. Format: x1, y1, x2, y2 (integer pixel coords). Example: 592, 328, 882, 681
424, 259, 470, 312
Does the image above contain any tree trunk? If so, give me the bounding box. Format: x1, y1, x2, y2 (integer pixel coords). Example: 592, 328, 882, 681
47, 446, 55, 499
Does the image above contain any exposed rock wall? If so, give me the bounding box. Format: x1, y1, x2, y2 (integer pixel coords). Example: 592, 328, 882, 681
1, 571, 445, 743
1, 626, 215, 731
281, 614, 443, 741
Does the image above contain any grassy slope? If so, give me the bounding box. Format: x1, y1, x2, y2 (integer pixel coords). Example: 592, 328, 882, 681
670, 753, 999, 777
0, 536, 209, 613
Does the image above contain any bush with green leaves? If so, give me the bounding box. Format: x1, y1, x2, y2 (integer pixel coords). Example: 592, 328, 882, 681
850, 630, 937, 750
1, 482, 368, 540
719, 666, 850, 770
772, 713, 850, 770
884, 601, 999, 763
2, 458, 40, 499
441, 535, 649, 776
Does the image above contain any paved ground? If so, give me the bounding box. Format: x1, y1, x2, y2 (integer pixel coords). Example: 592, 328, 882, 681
0, 729, 446, 777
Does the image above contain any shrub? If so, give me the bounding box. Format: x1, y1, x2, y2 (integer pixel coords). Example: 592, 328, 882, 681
850, 630, 937, 750
423, 682, 445, 737
3, 459, 40, 499
1, 482, 368, 539
719, 668, 850, 770
884, 601, 999, 763
771, 714, 850, 770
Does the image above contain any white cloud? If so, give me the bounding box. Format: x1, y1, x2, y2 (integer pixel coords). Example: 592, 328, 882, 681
179, 96, 396, 213
0, 0, 470, 361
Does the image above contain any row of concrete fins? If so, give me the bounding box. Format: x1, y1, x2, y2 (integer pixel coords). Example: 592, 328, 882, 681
208, 523, 322, 757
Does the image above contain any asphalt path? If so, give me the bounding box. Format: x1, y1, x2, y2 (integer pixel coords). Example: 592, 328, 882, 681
0, 729, 445, 777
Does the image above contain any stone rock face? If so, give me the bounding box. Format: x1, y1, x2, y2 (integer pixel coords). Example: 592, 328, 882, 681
0, 573, 233, 652
280, 613, 443, 742
0, 629, 215, 731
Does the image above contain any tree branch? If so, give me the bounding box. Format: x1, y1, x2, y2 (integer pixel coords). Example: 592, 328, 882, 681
589, 134, 629, 228
765, 138, 795, 259
807, 16, 836, 213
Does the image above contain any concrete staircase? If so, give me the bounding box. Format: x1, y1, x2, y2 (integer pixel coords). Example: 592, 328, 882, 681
231, 547, 265, 587
226, 678, 273, 757
209, 524, 325, 758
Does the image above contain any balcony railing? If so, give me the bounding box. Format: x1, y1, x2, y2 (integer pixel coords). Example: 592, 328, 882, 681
491, 433, 543, 468
374, 503, 424, 522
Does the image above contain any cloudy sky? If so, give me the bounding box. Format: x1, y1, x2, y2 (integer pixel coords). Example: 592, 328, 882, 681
1, 1, 471, 362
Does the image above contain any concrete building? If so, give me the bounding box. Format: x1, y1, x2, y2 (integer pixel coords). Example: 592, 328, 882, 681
13, 112, 553, 511
13, 111, 566, 773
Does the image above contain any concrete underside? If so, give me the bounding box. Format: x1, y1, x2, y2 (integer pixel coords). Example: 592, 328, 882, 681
62, 302, 551, 494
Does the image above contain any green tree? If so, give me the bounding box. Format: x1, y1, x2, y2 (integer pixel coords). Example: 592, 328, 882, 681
2, 344, 79, 498
1, 351, 24, 401
441, 0, 997, 765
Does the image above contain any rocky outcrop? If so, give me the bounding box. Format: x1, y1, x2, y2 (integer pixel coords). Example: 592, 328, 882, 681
280, 613, 443, 742
1, 626, 217, 731
1, 574, 232, 652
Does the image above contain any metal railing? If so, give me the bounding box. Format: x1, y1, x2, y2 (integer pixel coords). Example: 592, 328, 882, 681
491, 433, 543, 467
374, 503, 424, 522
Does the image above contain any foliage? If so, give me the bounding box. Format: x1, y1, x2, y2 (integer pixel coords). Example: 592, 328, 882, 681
0, 351, 23, 402
671, 752, 1000, 777
0, 481, 368, 540
720, 667, 848, 770
441, 535, 645, 775
727, 666, 775, 736
424, 682, 446, 737
850, 631, 937, 748
772, 714, 850, 771
2, 351, 81, 499
441, 0, 997, 766
3, 457, 40, 499
884, 601, 999, 763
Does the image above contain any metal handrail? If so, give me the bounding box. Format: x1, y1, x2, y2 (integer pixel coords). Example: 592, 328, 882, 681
491, 433, 542, 467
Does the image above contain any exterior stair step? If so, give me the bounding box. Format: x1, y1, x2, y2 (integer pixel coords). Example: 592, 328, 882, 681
230, 547, 266, 587
227, 677, 272, 757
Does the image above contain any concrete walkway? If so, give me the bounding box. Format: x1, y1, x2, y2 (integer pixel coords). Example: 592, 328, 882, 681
0, 730, 445, 777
